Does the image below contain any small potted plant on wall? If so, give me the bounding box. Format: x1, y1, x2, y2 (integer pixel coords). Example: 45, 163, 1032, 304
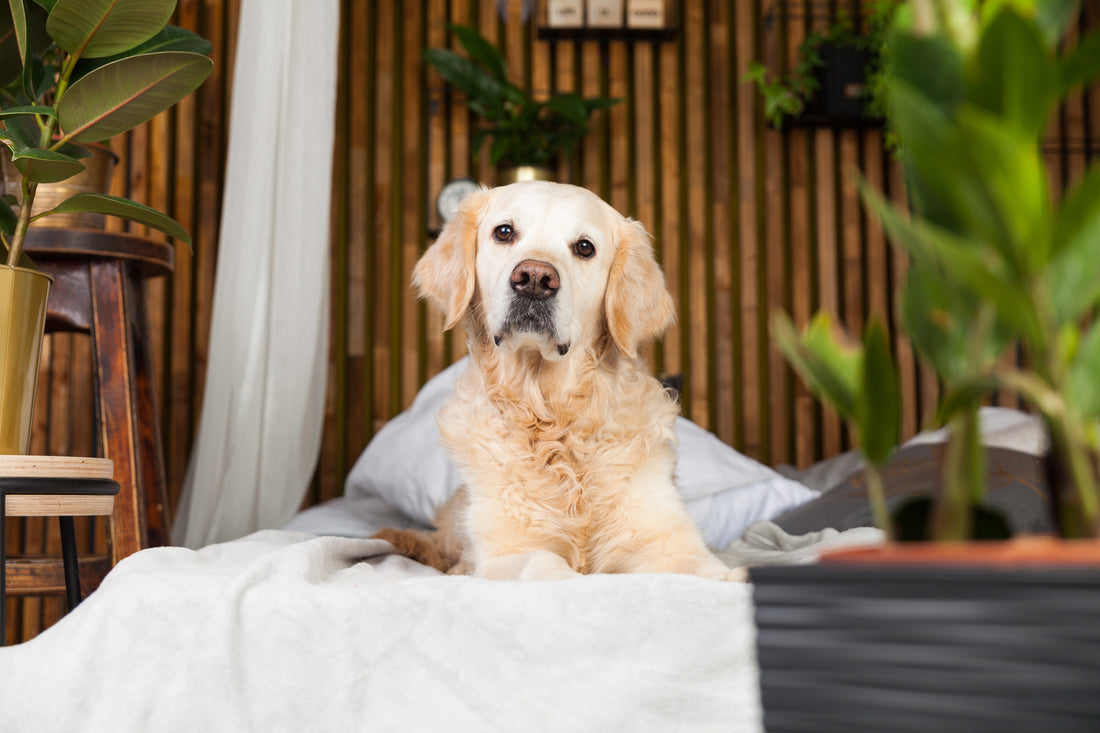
757, 0, 1100, 726
0, 0, 212, 454
744, 1, 898, 129
424, 24, 620, 184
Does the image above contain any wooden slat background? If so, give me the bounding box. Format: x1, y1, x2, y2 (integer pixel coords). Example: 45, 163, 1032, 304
7, 0, 1100, 643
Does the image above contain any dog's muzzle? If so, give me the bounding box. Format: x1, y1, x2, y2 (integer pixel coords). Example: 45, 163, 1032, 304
494, 260, 570, 356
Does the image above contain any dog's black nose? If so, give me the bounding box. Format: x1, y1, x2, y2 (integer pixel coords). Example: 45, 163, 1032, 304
510, 260, 560, 300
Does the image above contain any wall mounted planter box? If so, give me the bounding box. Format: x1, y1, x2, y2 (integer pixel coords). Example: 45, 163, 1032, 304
786, 44, 883, 129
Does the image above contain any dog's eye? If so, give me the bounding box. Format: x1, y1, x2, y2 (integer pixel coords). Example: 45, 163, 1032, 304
493, 224, 516, 244
573, 239, 596, 259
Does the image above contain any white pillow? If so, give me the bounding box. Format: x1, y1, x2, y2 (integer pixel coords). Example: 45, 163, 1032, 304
344, 358, 816, 546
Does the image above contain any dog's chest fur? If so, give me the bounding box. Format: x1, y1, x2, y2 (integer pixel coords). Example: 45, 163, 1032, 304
439, 351, 679, 570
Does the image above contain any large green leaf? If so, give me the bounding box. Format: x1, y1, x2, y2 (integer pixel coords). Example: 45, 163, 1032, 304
968, 7, 1055, 142
951, 105, 1050, 268
0, 102, 54, 119
8, 0, 26, 64
1059, 32, 1100, 96
46, 0, 176, 59
1068, 321, 1100, 421
887, 32, 964, 114
3, 2, 48, 94
546, 93, 587, 126
424, 48, 510, 120
0, 1, 47, 89
900, 267, 984, 384
0, 108, 39, 148
42, 192, 191, 247
12, 145, 83, 182
978, 0, 1078, 48
857, 319, 900, 466
860, 179, 1041, 344
448, 24, 507, 83
1046, 162, 1100, 321
772, 312, 860, 420
58, 50, 212, 142
890, 81, 1049, 274
71, 24, 212, 82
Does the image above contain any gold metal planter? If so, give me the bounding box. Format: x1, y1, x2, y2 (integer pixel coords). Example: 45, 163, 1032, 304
0, 265, 52, 454
496, 166, 555, 184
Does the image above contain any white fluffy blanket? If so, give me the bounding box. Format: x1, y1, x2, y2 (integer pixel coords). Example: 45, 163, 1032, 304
0, 523, 880, 732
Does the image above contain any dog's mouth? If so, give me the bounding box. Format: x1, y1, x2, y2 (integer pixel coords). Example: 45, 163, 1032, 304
493, 298, 570, 357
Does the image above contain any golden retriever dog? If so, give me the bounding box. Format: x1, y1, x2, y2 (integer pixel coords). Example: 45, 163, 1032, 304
375, 181, 744, 582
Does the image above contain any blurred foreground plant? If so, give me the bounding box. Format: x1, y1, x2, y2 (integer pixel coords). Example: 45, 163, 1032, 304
775, 0, 1100, 539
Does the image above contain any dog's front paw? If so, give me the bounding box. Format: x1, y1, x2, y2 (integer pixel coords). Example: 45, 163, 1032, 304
720, 566, 749, 582
477, 549, 580, 581
690, 558, 748, 582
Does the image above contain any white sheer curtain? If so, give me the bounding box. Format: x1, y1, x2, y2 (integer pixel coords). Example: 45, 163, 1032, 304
173, 0, 340, 548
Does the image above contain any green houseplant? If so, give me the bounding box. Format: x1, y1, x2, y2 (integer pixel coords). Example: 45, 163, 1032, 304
744, 0, 898, 129
424, 24, 619, 182
754, 2, 1100, 726
0, 0, 212, 453
777, 0, 1100, 541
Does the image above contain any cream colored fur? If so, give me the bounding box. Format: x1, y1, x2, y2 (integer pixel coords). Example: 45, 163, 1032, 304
382, 181, 744, 581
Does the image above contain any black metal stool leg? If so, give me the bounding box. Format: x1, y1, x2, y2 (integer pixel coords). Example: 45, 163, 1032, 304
59, 516, 81, 612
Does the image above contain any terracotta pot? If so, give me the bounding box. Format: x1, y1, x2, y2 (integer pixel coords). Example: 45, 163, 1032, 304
0, 265, 52, 454
820, 536, 1100, 567
751, 538, 1100, 731
496, 166, 555, 184
0, 144, 118, 229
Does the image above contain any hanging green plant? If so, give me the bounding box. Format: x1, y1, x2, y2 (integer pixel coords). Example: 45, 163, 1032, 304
424, 24, 620, 170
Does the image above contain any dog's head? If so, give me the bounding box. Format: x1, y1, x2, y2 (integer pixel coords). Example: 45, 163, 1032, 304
414, 181, 675, 360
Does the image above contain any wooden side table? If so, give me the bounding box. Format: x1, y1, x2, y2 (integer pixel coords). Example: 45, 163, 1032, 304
1, 456, 118, 646
26, 228, 174, 560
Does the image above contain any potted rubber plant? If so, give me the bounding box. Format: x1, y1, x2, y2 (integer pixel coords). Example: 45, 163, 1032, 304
424, 24, 619, 183
754, 1, 1100, 727
0, 0, 212, 454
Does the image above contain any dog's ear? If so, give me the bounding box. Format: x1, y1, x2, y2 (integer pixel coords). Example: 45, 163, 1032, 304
605, 218, 676, 358
413, 190, 490, 330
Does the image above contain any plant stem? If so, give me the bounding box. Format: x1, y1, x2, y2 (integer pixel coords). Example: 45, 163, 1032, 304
1000, 369, 1100, 538
934, 407, 981, 541
5, 175, 37, 267
1051, 418, 1100, 537
864, 461, 894, 542
1020, 274, 1099, 537
5, 49, 75, 267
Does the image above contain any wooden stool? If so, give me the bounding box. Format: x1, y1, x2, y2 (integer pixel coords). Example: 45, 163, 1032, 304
1, 456, 118, 646
26, 228, 174, 560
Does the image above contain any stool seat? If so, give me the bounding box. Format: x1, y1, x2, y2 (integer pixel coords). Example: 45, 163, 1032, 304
2, 456, 116, 517
2, 456, 119, 645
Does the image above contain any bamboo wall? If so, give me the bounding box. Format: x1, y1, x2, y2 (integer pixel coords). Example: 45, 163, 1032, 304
7, 0, 1100, 642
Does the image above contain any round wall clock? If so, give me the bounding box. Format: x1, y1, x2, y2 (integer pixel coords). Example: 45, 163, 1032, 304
436, 178, 482, 223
